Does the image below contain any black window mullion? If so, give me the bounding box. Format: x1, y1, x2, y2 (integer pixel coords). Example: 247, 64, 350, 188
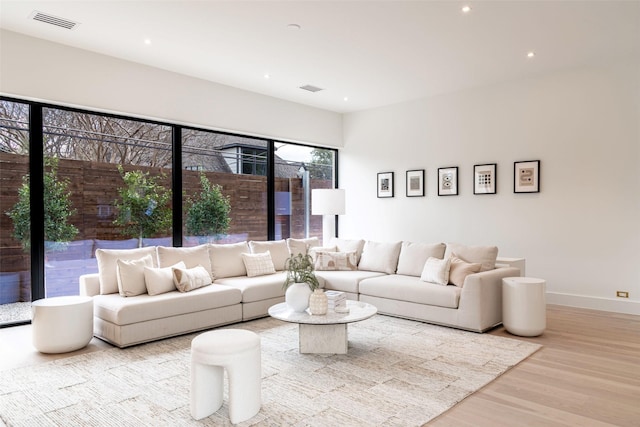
172, 126, 182, 247
267, 140, 275, 240
29, 104, 45, 301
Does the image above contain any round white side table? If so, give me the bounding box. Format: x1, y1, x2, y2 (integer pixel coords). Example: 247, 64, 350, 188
32, 296, 94, 353
502, 277, 546, 337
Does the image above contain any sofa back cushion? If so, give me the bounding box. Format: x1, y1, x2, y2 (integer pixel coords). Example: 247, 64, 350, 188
396, 242, 446, 277
286, 237, 320, 257
358, 240, 402, 274
96, 246, 158, 295
444, 243, 498, 272
157, 244, 213, 279
209, 241, 249, 278
249, 240, 289, 271
329, 238, 366, 263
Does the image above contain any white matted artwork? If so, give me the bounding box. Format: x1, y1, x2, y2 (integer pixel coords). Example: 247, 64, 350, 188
514, 160, 540, 193
474, 163, 497, 195
406, 169, 425, 197
377, 172, 394, 198
438, 167, 458, 196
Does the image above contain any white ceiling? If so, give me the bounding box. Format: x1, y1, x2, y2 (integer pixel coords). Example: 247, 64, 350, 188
1, 1, 639, 114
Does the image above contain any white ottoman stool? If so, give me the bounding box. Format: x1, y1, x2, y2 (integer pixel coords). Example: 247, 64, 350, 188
32, 296, 94, 353
190, 329, 261, 423
502, 277, 546, 337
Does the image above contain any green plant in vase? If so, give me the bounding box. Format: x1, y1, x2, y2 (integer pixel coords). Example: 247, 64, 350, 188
283, 251, 320, 313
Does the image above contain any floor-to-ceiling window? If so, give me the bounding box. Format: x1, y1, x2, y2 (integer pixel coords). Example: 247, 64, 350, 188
182, 129, 268, 245
39, 107, 173, 299
0, 100, 31, 325
0, 96, 337, 325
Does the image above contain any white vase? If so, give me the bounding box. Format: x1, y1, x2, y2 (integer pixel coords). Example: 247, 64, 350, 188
285, 282, 312, 312
309, 289, 328, 315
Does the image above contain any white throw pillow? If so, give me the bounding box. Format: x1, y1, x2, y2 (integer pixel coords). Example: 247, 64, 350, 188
157, 245, 212, 279
420, 256, 452, 286
448, 255, 482, 287
286, 237, 320, 257
172, 265, 212, 292
96, 246, 158, 295
249, 240, 289, 271
314, 251, 358, 271
241, 252, 277, 277
144, 261, 186, 295
358, 240, 402, 274
116, 255, 154, 297
444, 243, 498, 272
396, 242, 446, 277
209, 241, 249, 278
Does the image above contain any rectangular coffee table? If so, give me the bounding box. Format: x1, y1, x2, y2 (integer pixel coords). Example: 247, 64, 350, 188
268, 300, 377, 354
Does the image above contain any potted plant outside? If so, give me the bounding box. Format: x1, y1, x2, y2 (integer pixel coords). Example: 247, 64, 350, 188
282, 251, 321, 313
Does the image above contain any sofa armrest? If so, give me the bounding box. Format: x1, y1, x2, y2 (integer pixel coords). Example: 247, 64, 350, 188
457, 266, 521, 332
79, 273, 100, 297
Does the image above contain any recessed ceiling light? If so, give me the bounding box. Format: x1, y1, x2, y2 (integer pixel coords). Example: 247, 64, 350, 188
144, 39, 151, 45
462, 5, 471, 13
264, 73, 270, 79
287, 23, 301, 30
343, 97, 349, 102
527, 51, 535, 58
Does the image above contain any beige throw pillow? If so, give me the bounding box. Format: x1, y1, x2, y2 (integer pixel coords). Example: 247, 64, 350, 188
448, 255, 482, 287
314, 251, 358, 271
116, 255, 154, 297
172, 265, 212, 292
241, 252, 277, 277
420, 256, 452, 286
144, 261, 186, 295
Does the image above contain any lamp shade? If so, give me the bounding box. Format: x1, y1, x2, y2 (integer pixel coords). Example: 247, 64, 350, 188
312, 189, 345, 215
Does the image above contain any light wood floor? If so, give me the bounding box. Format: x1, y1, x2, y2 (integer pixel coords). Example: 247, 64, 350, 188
1, 305, 638, 426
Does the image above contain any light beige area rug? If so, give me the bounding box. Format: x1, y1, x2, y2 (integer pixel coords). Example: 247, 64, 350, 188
0, 315, 540, 426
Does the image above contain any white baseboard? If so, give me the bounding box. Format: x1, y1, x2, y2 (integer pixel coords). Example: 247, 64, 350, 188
546, 292, 639, 315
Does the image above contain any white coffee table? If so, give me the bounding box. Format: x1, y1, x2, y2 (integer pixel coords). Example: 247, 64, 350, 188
268, 300, 377, 354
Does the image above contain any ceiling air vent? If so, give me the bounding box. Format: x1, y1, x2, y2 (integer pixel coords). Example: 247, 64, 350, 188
30, 10, 80, 30
299, 84, 324, 93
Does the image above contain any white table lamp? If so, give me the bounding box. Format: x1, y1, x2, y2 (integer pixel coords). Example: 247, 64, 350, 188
312, 189, 345, 246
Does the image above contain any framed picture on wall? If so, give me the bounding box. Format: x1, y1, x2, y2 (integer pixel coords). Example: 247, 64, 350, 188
406, 169, 425, 197
377, 172, 394, 198
473, 163, 497, 194
514, 160, 540, 193
438, 167, 458, 196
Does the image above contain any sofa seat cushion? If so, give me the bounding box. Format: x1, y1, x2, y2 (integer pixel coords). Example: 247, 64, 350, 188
214, 272, 288, 303
93, 284, 241, 326
359, 274, 461, 309
315, 270, 386, 294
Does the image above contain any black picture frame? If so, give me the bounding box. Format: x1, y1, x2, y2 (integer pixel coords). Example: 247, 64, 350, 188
438, 167, 458, 196
377, 172, 394, 198
473, 163, 497, 195
406, 169, 425, 197
514, 160, 540, 193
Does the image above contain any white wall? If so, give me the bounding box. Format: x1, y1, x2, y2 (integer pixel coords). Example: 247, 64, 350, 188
0, 30, 342, 147
341, 61, 640, 315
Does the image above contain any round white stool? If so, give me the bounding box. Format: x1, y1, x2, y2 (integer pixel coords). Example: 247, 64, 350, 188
190, 329, 261, 423
502, 277, 546, 337
32, 296, 94, 353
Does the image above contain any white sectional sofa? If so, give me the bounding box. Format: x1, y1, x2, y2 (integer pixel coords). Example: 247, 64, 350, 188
79, 237, 520, 347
